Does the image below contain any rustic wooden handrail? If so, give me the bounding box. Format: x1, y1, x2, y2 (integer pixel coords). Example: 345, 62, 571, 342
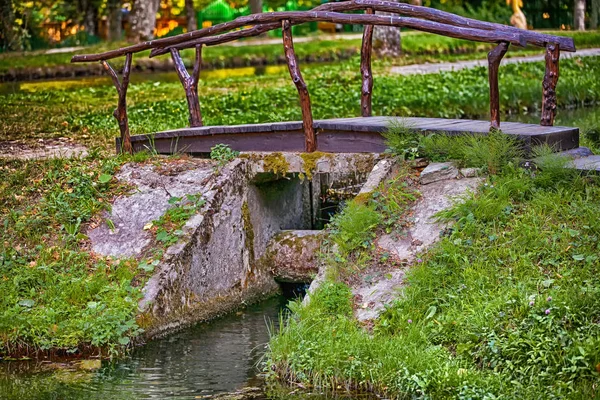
71, 3, 575, 154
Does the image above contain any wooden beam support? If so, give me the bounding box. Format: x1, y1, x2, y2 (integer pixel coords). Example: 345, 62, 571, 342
73, 10, 537, 63
541, 43, 560, 127
487, 41, 509, 130
313, 0, 575, 52
360, 8, 374, 117
101, 53, 133, 154
282, 19, 316, 153
170, 45, 203, 127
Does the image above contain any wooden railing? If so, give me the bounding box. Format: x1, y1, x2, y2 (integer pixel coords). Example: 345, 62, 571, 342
71, 0, 575, 153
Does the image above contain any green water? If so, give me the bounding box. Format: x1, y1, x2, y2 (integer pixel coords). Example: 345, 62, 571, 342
0, 296, 289, 400
0, 64, 289, 95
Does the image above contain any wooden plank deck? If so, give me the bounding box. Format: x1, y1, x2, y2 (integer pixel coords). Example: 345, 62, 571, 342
119, 117, 579, 154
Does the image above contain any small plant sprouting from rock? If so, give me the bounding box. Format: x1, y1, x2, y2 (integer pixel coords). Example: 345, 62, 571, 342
210, 144, 239, 167
149, 194, 206, 248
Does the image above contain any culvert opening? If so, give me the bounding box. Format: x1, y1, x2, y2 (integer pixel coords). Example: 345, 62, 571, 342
250, 170, 371, 232
252, 170, 373, 285
313, 172, 370, 229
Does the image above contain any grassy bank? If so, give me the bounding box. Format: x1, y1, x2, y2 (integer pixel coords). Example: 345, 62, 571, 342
2, 30, 600, 81
1, 53, 599, 359
266, 136, 600, 398
0, 154, 142, 357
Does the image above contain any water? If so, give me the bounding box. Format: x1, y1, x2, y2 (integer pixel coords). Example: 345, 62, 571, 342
0, 296, 290, 400
0, 64, 289, 95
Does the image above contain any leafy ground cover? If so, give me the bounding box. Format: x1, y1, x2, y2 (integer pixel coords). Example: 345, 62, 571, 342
2, 30, 599, 77
0, 153, 143, 357
266, 135, 600, 399
2, 55, 600, 149
0, 150, 215, 358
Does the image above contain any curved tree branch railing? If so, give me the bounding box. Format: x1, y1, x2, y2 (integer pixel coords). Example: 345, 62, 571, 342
71, 0, 575, 153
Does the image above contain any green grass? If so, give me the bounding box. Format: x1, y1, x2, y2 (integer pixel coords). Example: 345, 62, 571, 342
2, 55, 600, 149
0, 153, 146, 357
267, 150, 600, 398
1, 50, 600, 359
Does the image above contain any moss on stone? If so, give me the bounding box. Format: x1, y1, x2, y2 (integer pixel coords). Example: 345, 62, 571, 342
353, 191, 374, 205
300, 152, 333, 180
263, 153, 290, 176
354, 153, 376, 174
241, 201, 255, 263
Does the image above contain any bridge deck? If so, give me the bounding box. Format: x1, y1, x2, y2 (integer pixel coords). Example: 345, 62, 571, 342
119, 117, 579, 154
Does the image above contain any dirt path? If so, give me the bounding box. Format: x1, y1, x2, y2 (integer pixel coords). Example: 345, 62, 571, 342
390, 47, 600, 75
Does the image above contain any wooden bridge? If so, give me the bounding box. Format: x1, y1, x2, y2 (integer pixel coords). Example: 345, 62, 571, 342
71, 0, 578, 155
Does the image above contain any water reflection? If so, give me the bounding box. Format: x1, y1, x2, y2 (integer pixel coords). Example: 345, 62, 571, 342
0, 296, 289, 400
0, 65, 289, 95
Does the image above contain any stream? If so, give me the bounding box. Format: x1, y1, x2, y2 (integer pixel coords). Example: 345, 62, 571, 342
0, 296, 291, 400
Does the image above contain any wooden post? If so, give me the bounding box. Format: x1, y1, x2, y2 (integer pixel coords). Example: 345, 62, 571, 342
282, 19, 316, 152
170, 45, 203, 127
487, 41, 509, 130
101, 52, 133, 154
361, 8, 374, 117
541, 43, 560, 127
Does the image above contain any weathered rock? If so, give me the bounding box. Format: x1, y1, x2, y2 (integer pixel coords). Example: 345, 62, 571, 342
88, 152, 385, 339
570, 155, 600, 172
87, 161, 215, 258
263, 230, 324, 283
419, 162, 458, 185
460, 167, 482, 178
557, 146, 594, 159
355, 176, 482, 322
378, 177, 481, 261
353, 269, 407, 322
356, 158, 399, 197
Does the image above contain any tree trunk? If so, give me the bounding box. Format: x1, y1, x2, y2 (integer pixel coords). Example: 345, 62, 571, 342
107, 0, 122, 41
0, 0, 19, 51
373, 12, 401, 57
128, 0, 160, 42
250, 0, 263, 14
592, 0, 599, 30
574, 0, 586, 30
185, 0, 197, 32
372, 0, 420, 57
80, 0, 99, 37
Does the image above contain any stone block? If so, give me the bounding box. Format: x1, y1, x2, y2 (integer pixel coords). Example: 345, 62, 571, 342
420, 162, 458, 185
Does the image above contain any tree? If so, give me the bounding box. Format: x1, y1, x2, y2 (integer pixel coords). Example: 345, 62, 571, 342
373, 0, 420, 57
0, 0, 19, 51
128, 0, 161, 42
249, 0, 262, 14
186, 0, 197, 32
591, 0, 599, 29
107, 0, 122, 41
574, 0, 586, 30
78, 0, 100, 37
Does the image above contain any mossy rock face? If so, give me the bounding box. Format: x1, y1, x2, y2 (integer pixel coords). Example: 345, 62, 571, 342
262, 153, 290, 176
264, 230, 323, 283
300, 152, 334, 180
241, 201, 255, 263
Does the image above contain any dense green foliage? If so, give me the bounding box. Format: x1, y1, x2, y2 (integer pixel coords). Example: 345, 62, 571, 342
268, 146, 600, 398
0, 154, 145, 356
3, 55, 600, 150
1, 46, 599, 358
